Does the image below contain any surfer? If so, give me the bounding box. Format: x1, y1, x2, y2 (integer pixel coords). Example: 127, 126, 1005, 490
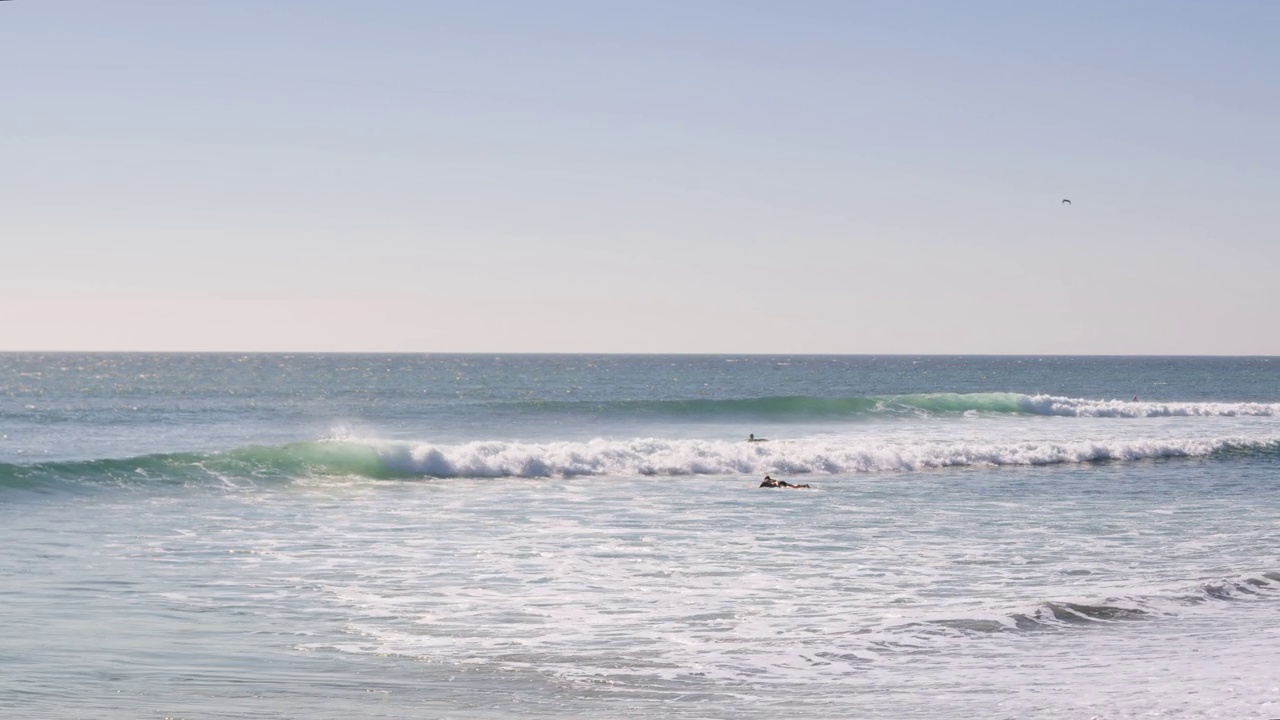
759, 475, 810, 489
748, 433, 767, 443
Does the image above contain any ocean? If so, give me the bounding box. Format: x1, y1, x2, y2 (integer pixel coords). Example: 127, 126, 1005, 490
2, 353, 1278, 719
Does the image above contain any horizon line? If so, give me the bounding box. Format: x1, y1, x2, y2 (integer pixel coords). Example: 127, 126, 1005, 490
0, 350, 1275, 359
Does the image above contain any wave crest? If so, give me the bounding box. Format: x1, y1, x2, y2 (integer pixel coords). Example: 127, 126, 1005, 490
524, 394, 1280, 420
365, 435, 1280, 478
1020, 395, 1280, 418
5, 434, 1278, 489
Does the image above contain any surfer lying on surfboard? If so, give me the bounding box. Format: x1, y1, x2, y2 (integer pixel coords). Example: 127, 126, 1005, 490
748, 434, 767, 442
759, 475, 810, 489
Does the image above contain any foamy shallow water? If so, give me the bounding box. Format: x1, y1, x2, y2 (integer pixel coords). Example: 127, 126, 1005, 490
6, 458, 1279, 719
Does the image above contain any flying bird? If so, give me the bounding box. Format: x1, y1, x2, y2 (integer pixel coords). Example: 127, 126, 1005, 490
1062, 199, 1072, 205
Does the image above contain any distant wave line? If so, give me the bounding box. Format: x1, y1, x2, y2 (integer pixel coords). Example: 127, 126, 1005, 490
496, 393, 1280, 420
3, 394, 1276, 426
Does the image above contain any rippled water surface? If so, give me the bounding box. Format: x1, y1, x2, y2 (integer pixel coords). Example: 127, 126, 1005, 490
2, 354, 1279, 718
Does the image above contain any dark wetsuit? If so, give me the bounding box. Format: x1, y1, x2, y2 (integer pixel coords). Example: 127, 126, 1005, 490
760, 477, 810, 489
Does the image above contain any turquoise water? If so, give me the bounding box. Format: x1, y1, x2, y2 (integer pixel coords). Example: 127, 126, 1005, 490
2, 354, 1279, 718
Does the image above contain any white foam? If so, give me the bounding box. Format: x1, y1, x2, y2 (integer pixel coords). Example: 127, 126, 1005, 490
347, 433, 1280, 478
1022, 395, 1280, 418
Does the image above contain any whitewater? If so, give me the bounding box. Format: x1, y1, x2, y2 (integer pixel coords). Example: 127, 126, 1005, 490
2, 354, 1279, 719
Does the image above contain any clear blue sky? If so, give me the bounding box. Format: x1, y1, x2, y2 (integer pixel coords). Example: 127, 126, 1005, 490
3, 1, 1276, 353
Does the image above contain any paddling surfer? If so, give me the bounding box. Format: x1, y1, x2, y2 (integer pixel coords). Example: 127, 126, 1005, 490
759, 475, 810, 489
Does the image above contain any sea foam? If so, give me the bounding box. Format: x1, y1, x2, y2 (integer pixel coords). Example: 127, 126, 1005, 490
4, 434, 1279, 488
437, 394, 1280, 421
362, 435, 1280, 478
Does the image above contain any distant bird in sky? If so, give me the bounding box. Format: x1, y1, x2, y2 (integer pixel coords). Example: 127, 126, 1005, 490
1062, 199, 1072, 205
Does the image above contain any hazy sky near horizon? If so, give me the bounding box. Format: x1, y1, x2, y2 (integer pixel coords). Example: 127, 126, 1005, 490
3, 1, 1276, 353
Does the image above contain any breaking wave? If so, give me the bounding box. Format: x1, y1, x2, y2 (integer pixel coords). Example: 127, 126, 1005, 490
3, 434, 1279, 490
1015, 395, 1280, 418
520, 394, 1280, 420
